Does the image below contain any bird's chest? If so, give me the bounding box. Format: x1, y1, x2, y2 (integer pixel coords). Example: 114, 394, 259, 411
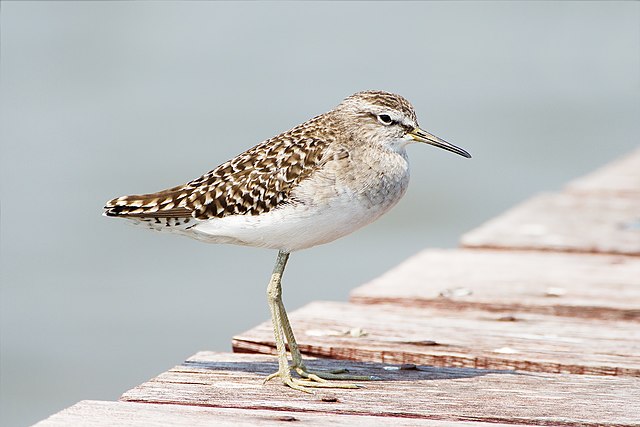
355, 157, 410, 210
295, 146, 410, 216
339, 146, 410, 210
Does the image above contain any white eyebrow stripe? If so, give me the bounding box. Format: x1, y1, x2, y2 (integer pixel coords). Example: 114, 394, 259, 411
363, 102, 415, 128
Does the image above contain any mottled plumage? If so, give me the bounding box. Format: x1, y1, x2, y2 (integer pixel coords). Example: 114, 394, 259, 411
104, 115, 332, 221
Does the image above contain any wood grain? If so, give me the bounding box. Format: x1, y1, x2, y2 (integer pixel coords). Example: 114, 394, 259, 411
460, 192, 640, 256
233, 301, 640, 377
120, 352, 640, 426
565, 148, 640, 196
350, 249, 640, 321
34, 399, 519, 427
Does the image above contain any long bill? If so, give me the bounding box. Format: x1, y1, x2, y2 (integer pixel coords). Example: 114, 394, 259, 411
409, 127, 472, 158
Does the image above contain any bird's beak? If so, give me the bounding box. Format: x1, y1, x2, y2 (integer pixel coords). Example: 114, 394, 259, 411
409, 127, 472, 158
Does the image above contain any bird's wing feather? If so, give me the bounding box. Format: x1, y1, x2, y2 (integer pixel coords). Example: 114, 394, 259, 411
104, 119, 334, 220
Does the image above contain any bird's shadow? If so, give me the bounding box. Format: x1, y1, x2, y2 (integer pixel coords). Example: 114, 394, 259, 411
182, 356, 527, 382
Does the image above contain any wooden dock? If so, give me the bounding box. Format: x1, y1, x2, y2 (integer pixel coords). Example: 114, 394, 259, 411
36, 149, 640, 426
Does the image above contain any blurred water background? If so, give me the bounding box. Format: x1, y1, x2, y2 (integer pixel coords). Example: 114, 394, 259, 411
1, 2, 638, 426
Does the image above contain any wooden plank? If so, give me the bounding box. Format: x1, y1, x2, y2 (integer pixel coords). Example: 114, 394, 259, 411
460, 192, 640, 256
350, 249, 640, 321
34, 399, 517, 427
233, 301, 640, 377
565, 148, 640, 196
120, 352, 640, 426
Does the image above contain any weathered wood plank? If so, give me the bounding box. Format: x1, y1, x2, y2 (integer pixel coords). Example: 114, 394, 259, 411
350, 249, 640, 321
460, 192, 640, 255
34, 399, 518, 427
565, 148, 640, 196
120, 352, 640, 426
233, 301, 640, 376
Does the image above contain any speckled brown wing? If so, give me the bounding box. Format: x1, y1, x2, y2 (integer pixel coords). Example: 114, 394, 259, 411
104, 117, 334, 221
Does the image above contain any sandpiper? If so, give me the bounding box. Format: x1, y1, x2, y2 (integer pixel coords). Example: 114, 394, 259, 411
104, 90, 471, 392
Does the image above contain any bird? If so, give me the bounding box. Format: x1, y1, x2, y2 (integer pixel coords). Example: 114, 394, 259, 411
104, 90, 471, 392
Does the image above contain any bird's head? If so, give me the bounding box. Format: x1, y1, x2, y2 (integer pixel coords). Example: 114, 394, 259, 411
334, 90, 471, 158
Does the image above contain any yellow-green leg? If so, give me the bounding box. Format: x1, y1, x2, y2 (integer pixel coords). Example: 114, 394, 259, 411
264, 251, 370, 392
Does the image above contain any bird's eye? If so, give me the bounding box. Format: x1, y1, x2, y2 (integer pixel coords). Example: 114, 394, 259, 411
377, 114, 393, 126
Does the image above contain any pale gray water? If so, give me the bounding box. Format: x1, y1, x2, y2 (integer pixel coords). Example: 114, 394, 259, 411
1, 2, 638, 426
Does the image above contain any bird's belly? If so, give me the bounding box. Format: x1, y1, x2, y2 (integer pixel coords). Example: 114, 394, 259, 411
189, 175, 408, 251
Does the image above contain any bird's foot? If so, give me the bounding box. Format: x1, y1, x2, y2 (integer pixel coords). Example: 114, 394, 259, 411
294, 365, 377, 382
264, 365, 370, 393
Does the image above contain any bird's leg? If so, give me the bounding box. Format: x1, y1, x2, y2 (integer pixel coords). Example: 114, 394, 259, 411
263, 251, 362, 391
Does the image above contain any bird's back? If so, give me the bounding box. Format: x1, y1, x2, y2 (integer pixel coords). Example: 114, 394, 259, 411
104, 115, 334, 231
